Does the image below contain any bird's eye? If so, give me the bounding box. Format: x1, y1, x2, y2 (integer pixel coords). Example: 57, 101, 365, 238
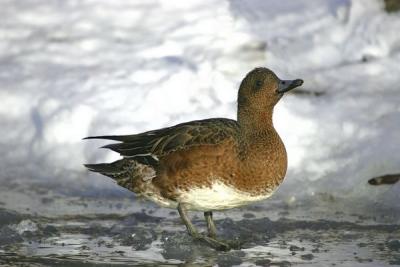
254, 80, 263, 89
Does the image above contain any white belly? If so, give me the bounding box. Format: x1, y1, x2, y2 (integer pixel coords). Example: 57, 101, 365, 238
177, 181, 275, 211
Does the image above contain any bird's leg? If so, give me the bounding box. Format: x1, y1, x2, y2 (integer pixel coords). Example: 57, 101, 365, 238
204, 210, 242, 250
177, 203, 198, 236
177, 203, 230, 251
204, 211, 217, 238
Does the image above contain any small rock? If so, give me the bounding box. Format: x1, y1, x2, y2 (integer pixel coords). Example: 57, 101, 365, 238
120, 229, 157, 250
301, 254, 314, 260
387, 239, 400, 251
289, 245, 304, 251
42, 225, 58, 236
0, 226, 23, 245
274, 260, 291, 267
161, 232, 195, 260
41, 197, 54, 205
357, 242, 367, 248
311, 248, 320, 253
82, 223, 109, 236
384, 0, 400, 13
389, 257, 400, 265
0, 209, 24, 227
255, 259, 272, 266
217, 254, 242, 267
21, 231, 35, 238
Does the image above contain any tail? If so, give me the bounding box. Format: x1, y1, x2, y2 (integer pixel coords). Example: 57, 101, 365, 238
368, 174, 400, 185
84, 159, 156, 192
84, 159, 137, 191
84, 159, 126, 177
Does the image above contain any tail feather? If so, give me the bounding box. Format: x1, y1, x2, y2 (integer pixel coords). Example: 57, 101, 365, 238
84, 159, 156, 193
83, 133, 155, 143
83, 135, 135, 141
84, 160, 125, 174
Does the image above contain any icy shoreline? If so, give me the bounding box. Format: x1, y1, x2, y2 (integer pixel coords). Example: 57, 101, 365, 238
1, 205, 399, 266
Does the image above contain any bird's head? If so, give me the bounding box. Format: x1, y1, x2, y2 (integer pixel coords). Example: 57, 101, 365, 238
238, 67, 303, 111
237, 67, 303, 128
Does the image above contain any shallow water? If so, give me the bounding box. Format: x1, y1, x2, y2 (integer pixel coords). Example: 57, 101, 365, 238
1, 193, 399, 267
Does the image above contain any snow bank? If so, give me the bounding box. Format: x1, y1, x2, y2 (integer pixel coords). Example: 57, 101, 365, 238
230, 0, 400, 207
0, 0, 399, 210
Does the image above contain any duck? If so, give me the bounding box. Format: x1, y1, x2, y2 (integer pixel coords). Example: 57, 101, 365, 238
84, 67, 303, 250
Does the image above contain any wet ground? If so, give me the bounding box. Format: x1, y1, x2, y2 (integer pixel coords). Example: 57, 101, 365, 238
0, 191, 399, 267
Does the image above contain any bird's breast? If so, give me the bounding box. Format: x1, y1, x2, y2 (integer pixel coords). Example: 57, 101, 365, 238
236, 131, 288, 193
177, 180, 274, 211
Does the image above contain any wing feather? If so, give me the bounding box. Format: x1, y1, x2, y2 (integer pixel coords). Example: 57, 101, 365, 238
85, 118, 239, 163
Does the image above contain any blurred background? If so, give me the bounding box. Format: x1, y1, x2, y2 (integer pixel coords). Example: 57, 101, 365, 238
0, 0, 399, 265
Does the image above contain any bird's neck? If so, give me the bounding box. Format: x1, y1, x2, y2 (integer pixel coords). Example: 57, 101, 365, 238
237, 106, 275, 139
237, 106, 287, 182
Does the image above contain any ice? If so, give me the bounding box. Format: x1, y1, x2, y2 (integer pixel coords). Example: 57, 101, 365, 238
14, 219, 38, 235
0, 207, 398, 266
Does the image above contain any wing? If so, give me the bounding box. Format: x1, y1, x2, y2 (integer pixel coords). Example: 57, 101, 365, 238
85, 118, 239, 165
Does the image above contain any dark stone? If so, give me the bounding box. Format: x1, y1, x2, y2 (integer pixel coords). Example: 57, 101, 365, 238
82, 223, 110, 236
21, 231, 35, 239
357, 243, 367, 248
119, 212, 162, 226
120, 229, 157, 250
161, 231, 195, 260
274, 260, 292, 267
41, 197, 54, 205
216, 254, 242, 267
301, 254, 314, 260
389, 257, 400, 265
0, 226, 23, 246
384, 0, 400, 13
42, 225, 58, 236
0, 209, 24, 227
387, 239, 400, 251
289, 245, 305, 251
255, 258, 272, 266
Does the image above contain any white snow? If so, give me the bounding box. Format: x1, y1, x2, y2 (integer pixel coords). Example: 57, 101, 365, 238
0, 0, 399, 211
